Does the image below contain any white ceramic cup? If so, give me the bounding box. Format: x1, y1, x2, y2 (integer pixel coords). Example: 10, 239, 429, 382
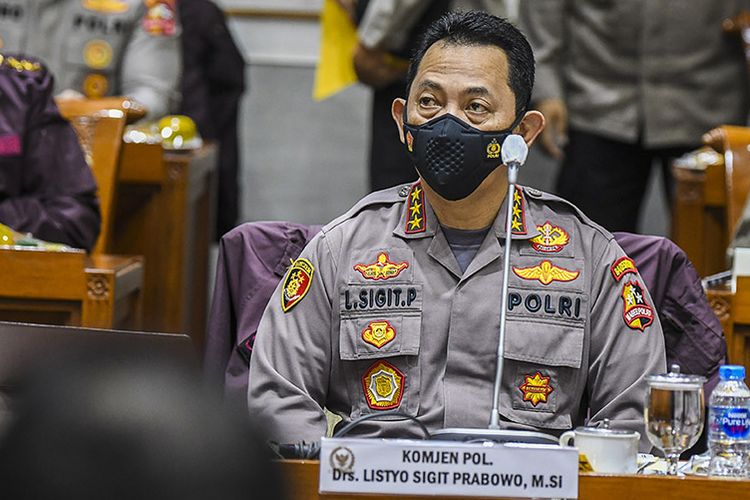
559, 427, 640, 473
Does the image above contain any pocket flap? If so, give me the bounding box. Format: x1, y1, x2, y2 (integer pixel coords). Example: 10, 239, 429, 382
504, 319, 583, 369
339, 313, 421, 360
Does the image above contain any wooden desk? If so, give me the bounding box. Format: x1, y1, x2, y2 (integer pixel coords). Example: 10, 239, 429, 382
709, 276, 750, 369
279, 459, 750, 500
111, 142, 217, 348
0, 248, 143, 329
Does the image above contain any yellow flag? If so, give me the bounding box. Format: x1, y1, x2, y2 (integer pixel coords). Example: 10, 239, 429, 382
313, 0, 358, 101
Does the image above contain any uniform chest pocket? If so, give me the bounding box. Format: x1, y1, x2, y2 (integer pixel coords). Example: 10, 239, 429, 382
498, 321, 585, 430
339, 312, 422, 419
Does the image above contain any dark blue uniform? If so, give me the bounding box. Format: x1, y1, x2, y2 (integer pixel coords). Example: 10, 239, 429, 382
0, 55, 100, 251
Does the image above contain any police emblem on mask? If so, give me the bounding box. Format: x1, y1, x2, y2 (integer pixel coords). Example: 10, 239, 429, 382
354, 252, 408, 281
362, 361, 404, 410
529, 222, 569, 253
361, 320, 396, 349
611, 256, 638, 282
486, 138, 501, 159
513, 260, 579, 285
519, 372, 554, 407
621, 280, 654, 331
281, 258, 314, 312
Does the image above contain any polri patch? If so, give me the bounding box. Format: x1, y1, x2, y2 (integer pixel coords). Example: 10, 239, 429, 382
405, 182, 426, 234
621, 280, 654, 331
361, 320, 396, 349
362, 360, 404, 410
513, 260, 579, 285
142, 0, 177, 36
519, 372, 554, 407
510, 188, 527, 235
281, 258, 314, 312
611, 256, 637, 282
354, 252, 408, 281
486, 138, 500, 159
529, 221, 569, 253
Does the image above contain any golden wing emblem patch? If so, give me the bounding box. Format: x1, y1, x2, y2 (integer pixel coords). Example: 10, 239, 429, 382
513, 260, 579, 285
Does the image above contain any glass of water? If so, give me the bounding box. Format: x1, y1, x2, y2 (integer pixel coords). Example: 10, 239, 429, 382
644, 365, 706, 475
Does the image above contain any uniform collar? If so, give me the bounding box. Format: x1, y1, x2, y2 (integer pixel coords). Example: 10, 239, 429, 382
393, 182, 540, 241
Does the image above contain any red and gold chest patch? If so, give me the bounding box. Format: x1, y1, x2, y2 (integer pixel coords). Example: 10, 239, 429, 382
519, 372, 554, 407
362, 360, 404, 410
510, 188, 527, 235
362, 320, 396, 349
621, 280, 654, 331
281, 258, 314, 312
405, 183, 426, 234
529, 221, 569, 253
611, 256, 637, 282
143, 0, 177, 37
353, 252, 408, 281
513, 260, 579, 285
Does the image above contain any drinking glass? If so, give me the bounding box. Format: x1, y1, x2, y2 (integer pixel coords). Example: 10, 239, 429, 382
644, 365, 706, 475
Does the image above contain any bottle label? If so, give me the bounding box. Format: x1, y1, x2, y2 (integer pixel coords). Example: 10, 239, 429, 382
712, 407, 750, 439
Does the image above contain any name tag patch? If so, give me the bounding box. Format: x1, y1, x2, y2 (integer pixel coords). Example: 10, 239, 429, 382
507, 289, 583, 323
343, 285, 420, 312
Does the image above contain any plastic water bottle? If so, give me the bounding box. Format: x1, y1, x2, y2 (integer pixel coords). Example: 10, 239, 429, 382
708, 365, 750, 477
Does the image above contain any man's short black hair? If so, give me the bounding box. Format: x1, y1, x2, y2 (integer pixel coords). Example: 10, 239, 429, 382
406, 11, 535, 118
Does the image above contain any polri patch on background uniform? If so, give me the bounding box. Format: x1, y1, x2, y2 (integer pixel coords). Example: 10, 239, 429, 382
142, 0, 177, 37
513, 260, 579, 285
353, 252, 408, 281
611, 256, 637, 282
281, 258, 314, 312
519, 371, 554, 407
621, 280, 654, 331
405, 182, 426, 234
362, 360, 404, 410
529, 221, 569, 253
361, 320, 396, 349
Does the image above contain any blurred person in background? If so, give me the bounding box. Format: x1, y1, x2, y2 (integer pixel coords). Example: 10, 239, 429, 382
178, 0, 246, 239
0, 0, 181, 118
341, 0, 507, 192
0, 55, 100, 251
0, 355, 284, 500
519, 0, 750, 233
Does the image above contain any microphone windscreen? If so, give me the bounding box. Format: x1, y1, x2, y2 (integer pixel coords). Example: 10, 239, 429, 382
501, 134, 529, 166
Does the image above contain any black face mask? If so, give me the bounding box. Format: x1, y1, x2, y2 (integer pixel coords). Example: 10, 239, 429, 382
402, 112, 524, 200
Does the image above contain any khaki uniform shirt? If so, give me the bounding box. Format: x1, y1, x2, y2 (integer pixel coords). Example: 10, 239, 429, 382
248, 183, 666, 448
0, 0, 180, 118
519, 0, 750, 147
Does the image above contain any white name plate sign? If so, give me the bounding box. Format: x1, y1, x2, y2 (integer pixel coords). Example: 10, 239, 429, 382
319, 437, 578, 498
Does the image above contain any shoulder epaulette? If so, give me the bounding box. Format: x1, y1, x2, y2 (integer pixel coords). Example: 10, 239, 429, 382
0, 55, 43, 74
522, 186, 614, 241
322, 183, 410, 233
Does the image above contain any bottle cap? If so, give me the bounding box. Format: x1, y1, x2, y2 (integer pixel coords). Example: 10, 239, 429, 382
719, 365, 746, 380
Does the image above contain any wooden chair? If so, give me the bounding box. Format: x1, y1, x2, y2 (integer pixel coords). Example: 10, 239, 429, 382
56, 97, 146, 254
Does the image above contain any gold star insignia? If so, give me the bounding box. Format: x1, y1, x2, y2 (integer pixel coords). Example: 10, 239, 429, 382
411, 186, 422, 201
511, 219, 522, 231
409, 217, 423, 230
409, 202, 422, 217
513, 191, 521, 202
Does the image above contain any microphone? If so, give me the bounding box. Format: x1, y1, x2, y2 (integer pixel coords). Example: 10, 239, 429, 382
431, 136, 556, 444
489, 135, 529, 429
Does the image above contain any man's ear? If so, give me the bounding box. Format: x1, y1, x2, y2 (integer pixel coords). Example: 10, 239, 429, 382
514, 110, 545, 147
391, 98, 407, 143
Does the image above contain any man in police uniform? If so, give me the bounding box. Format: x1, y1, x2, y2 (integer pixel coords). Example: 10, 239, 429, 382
247, 12, 666, 447
0, 55, 100, 251
0, 0, 180, 118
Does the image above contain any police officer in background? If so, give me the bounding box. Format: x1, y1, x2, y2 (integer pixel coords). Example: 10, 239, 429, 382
0, 0, 181, 118
247, 12, 666, 448
0, 55, 100, 251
